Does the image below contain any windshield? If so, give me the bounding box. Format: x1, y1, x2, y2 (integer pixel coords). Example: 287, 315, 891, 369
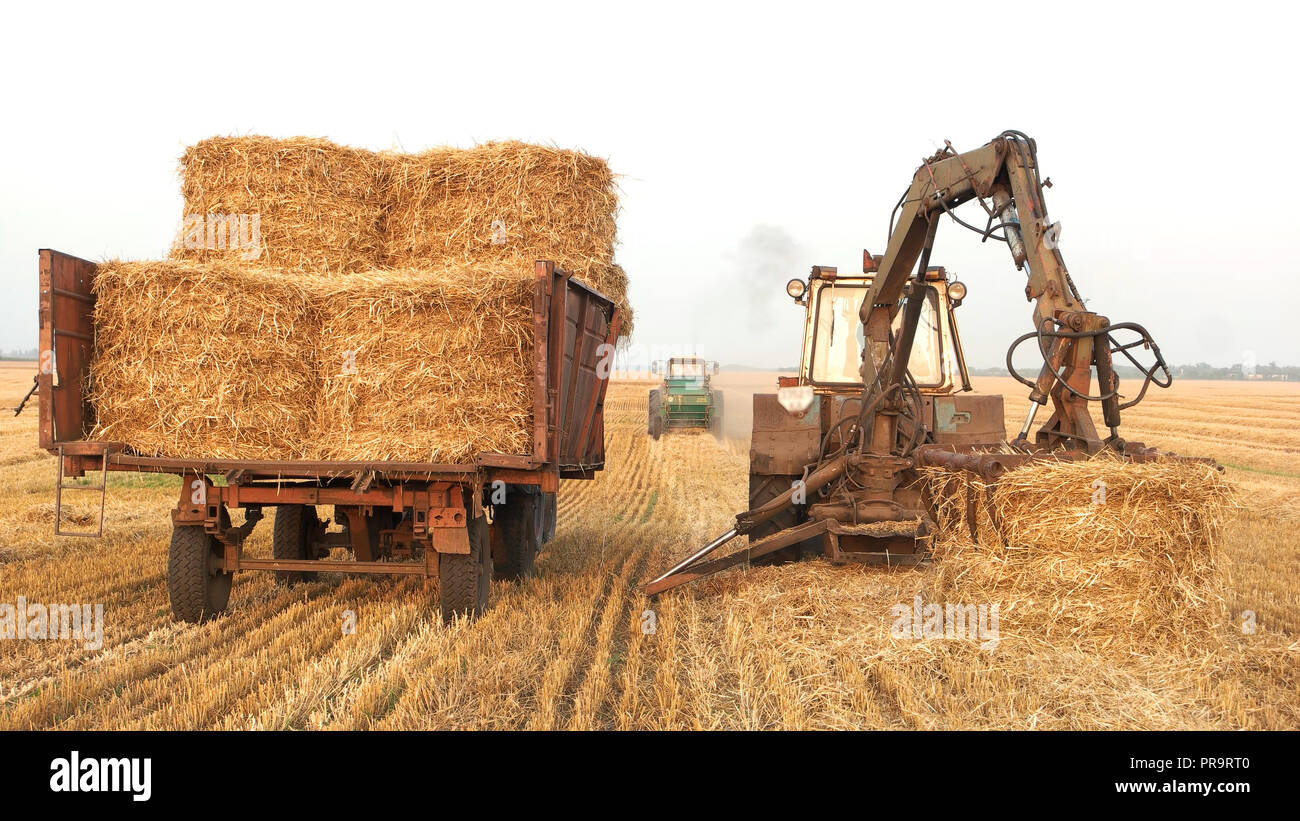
809, 284, 943, 386
669, 360, 706, 378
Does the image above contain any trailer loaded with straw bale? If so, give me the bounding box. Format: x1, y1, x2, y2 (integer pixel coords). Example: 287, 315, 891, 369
37, 136, 627, 622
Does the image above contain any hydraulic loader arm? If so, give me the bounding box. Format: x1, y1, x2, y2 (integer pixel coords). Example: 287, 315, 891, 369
861, 134, 1078, 325
858, 131, 1168, 454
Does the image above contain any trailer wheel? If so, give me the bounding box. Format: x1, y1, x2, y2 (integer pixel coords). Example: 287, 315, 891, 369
495, 489, 543, 581
748, 473, 823, 563
710, 389, 726, 439
168, 524, 232, 623
648, 389, 663, 440
272, 505, 320, 586
439, 513, 491, 621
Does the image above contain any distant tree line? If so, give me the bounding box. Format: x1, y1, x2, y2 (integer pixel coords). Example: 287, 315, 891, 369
0, 348, 37, 361
970, 362, 1295, 380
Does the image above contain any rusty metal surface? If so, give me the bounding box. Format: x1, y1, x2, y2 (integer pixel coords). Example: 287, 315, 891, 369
38, 250, 96, 449
749, 392, 820, 475
235, 558, 431, 576
175, 474, 477, 575
107, 454, 477, 480
737, 454, 850, 534
929, 394, 1005, 446
913, 446, 1039, 480
642, 519, 829, 596
532, 261, 556, 464
54, 443, 108, 537
578, 307, 621, 466
557, 269, 617, 470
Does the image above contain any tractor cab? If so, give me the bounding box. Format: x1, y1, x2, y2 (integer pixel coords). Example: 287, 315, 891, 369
767, 260, 1002, 451
745, 257, 1005, 561
787, 264, 970, 395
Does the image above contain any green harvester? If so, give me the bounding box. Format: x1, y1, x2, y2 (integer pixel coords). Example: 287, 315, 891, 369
647, 356, 723, 440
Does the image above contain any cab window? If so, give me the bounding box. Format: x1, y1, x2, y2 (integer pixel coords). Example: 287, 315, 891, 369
898, 292, 943, 386
810, 285, 868, 383
808, 284, 944, 387
669, 360, 705, 378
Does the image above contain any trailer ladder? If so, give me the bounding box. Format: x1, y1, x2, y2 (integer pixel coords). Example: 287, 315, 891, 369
54, 443, 109, 537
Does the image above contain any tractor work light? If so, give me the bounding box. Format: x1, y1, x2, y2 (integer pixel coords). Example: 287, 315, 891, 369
786, 278, 807, 301
948, 280, 967, 301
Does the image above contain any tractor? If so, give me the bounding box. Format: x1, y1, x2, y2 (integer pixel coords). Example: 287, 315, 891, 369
647, 356, 724, 440
643, 131, 1186, 595
743, 263, 999, 562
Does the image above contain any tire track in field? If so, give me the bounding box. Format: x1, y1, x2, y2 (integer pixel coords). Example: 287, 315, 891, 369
0, 581, 340, 729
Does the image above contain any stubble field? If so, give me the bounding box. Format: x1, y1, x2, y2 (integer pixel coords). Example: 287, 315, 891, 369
0, 362, 1295, 729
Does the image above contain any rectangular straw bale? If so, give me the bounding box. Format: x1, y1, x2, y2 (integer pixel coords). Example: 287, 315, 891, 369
382, 141, 617, 271
88, 260, 318, 459
920, 457, 1238, 653
311, 266, 536, 463
174, 136, 386, 273
382, 141, 632, 333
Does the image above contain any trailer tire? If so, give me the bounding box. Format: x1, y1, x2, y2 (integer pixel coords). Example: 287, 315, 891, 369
272, 505, 319, 586
648, 389, 663, 440
495, 488, 543, 581
168, 524, 232, 623
439, 513, 491, 622
747, 473, 823, 563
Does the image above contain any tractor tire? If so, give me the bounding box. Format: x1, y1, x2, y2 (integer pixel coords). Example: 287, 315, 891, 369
747, 473, 823, 563
272, 505, 320, 586
648, 389, 664, 440
541, 491, 557, 544
710, 390, 726, 439
494, 488, 543, 581
439, 512, 492, 622
168, 524, 232, 623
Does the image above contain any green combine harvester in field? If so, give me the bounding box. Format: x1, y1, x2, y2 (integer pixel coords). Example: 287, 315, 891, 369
647, 356, 724, 440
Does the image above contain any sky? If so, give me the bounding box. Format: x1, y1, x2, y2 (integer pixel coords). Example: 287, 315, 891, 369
1, 1, 1296, 370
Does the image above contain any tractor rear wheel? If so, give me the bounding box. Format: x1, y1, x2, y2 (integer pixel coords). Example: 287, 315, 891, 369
168, 523, 232, 623
439, 513, 492, 622
272, 505, 320, 586
648, 389, 664, 440
747, 473, 823, 563
494, 488, 543, 581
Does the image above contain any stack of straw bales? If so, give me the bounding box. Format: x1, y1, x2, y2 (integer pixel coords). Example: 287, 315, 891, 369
919, 457, 1238, 653
172, 136, 630, 327
90, 135, 628, 462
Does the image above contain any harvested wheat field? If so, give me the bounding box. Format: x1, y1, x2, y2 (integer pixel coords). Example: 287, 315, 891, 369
0, 366, 1295, 729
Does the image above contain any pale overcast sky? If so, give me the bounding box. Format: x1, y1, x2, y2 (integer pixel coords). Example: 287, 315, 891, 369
2, 1, 1296, 368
